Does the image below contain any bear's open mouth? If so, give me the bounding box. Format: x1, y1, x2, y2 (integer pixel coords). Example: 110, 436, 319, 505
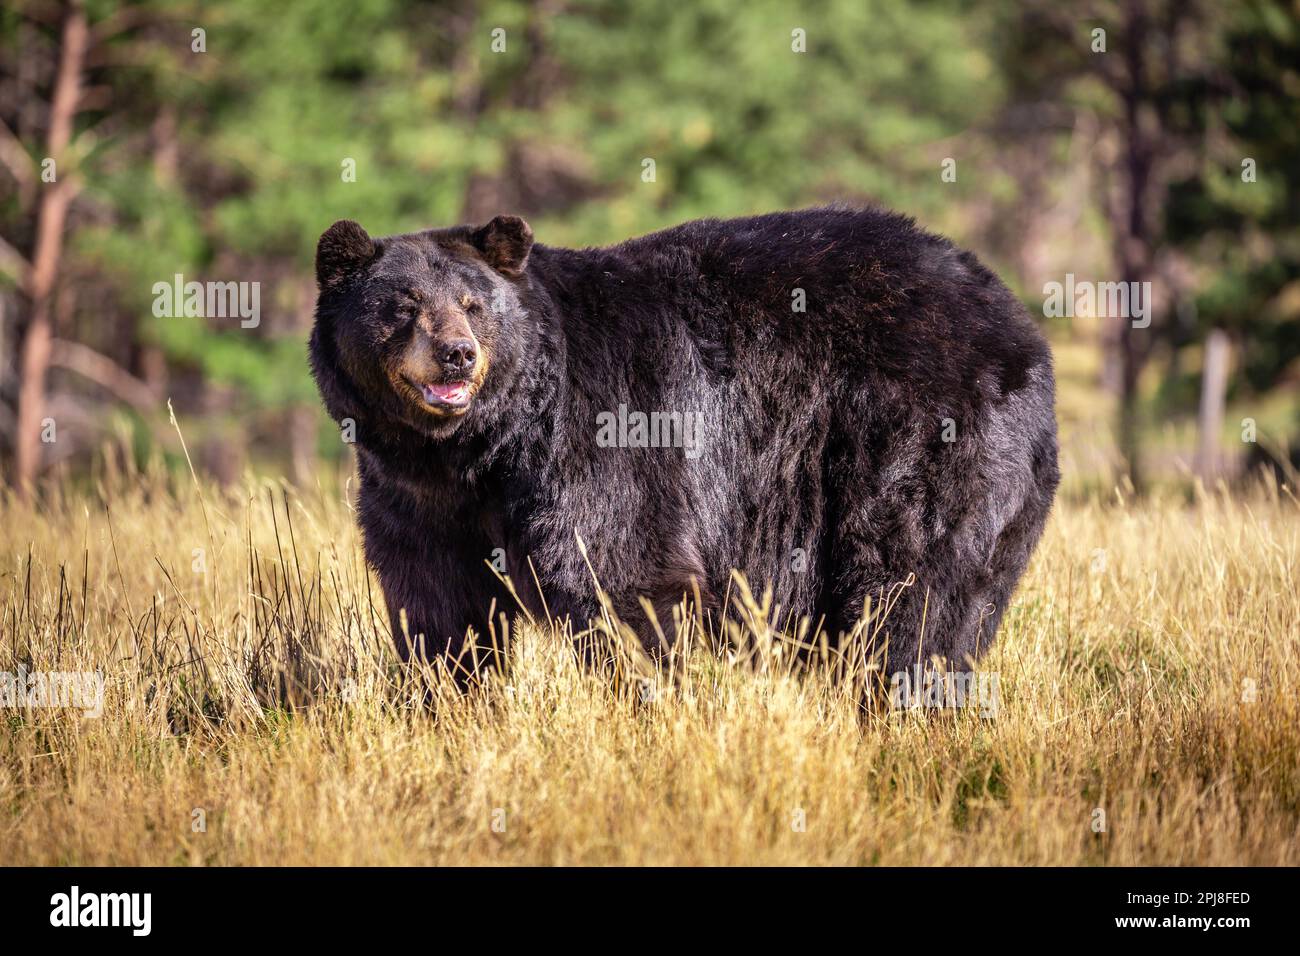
406, 377, 471, 413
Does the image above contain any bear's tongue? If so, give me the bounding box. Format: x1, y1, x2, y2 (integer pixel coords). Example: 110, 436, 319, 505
422, 381, 469, 405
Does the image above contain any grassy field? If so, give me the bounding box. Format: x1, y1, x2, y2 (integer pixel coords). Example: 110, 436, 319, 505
1, 457, 1298, 866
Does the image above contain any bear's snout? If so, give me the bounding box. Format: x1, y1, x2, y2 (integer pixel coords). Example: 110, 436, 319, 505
439, 339, 477, 376
393, 312, 484, 415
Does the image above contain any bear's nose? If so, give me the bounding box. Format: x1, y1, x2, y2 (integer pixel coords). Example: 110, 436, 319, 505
440, 340, 477, 375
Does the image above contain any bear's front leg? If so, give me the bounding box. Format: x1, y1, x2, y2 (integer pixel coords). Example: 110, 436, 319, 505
359, 503, 515, 671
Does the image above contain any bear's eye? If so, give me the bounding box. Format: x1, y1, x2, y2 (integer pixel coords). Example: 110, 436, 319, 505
460, 293, 482, 313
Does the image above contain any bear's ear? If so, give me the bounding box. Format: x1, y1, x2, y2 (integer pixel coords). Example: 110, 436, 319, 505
471, 215, 533, 277
316, 220, 375, 290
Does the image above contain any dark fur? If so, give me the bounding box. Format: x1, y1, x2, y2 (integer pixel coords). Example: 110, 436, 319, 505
310, 206, 1059, 676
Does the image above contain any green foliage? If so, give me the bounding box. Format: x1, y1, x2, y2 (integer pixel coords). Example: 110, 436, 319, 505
542, 0, 1003, 241
2, 0, 1296, 477
21, 0, 1010, 426
1164, 0, 1300, 395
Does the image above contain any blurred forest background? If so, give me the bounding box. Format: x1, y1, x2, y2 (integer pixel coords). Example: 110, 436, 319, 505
1, 0, 1297, 499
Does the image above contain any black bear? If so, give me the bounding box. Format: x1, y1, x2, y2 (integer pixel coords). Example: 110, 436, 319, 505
310, 205, 1058, 679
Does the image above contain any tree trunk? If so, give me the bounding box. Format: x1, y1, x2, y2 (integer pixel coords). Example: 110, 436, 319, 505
1196, 328, 1231, 484
288, 404, 318, 487
1110, 0, 1157, 495
12, 0, 88, 495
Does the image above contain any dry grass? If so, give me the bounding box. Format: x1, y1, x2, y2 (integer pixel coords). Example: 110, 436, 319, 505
1, 460, 1297, 866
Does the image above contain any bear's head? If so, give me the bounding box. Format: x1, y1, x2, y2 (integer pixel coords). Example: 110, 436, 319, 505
310, 215, 537, 445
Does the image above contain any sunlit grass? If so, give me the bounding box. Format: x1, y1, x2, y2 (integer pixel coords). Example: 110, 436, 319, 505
0, 458, 1297, 865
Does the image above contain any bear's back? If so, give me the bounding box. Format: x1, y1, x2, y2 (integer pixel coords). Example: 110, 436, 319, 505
541, 206, 1049, 405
